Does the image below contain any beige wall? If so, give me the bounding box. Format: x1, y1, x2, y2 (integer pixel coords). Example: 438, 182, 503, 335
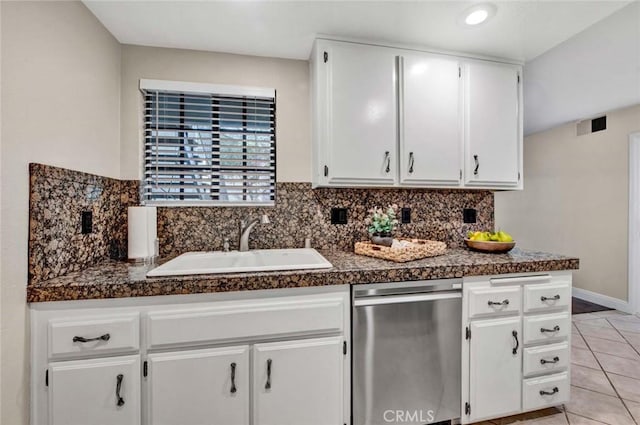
496, 104, 640, 301
0, 2, 122, 423
120, 45, 310, 182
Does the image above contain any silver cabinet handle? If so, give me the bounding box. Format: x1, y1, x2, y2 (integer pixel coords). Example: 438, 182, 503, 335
473, 155, 479, 176
230, 362, 237, 394
488, 299, 509, 306
540, 356, 560, 365
265, 359, 272, 390
384, 151, 391, 173
539, 387, 559, 396
541, 295, 561, 302
408, 152, 414, 174
116, 374, 125, 407
73, 333, 110, 343
540, 325, 560, 333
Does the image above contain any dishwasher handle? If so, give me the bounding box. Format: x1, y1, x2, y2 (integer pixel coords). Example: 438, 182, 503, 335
354, 291, 461, 307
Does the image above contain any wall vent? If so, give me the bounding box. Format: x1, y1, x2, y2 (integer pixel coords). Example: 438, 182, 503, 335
577, 115, 607, 136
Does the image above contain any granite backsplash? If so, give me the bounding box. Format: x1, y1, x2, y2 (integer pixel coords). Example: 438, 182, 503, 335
29, 164, 494, 283
28, 164, 139, 284
157, 183, 494, 257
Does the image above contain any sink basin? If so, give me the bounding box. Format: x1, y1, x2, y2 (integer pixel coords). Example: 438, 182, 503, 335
147, 248, 333, 277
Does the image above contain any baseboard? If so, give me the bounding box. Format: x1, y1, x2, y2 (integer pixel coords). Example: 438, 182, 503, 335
572, 287, 632, 313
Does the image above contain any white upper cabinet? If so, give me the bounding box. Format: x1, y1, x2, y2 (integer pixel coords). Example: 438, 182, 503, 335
464, 60, 522, 188
312, 40, 398, 186
400, 53, 462, 186
311, 38, 523, 190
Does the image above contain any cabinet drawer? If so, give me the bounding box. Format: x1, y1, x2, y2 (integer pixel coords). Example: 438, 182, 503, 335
524, 282, 571, 312
523, 342, 569, 377
468, 286, 521, 318
147, 297, 344, 349
523, 312, 570, 345
523, 372, 569, 411
48, 314, 139, 360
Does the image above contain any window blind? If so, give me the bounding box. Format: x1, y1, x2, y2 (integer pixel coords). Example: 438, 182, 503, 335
142, 82, 276, 206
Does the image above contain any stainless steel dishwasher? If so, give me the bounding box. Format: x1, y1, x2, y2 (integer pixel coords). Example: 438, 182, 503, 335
352, 279, 462, 425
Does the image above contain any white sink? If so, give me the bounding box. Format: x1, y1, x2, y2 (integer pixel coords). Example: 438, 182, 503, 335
147, 248, 333, 277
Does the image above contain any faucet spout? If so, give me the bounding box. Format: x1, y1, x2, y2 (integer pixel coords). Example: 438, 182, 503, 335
238, 214, 269, 252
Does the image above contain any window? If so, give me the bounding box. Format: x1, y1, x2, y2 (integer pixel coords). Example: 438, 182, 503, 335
141, 79, 276, 206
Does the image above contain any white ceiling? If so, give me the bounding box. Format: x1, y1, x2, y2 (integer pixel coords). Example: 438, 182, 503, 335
524, 1, 640, 135
84, 0, 631, 62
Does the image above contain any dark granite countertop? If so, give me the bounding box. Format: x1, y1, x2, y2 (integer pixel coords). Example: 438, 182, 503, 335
27, 248, 579, 302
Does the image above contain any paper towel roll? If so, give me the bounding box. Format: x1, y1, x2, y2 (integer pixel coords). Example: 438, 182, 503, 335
128, 206, 158, 260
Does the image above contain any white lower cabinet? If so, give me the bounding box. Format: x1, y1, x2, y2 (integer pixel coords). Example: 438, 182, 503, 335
147, 346, 250, 425
462, 271, 572, 424
48, 355, 141, 425
468, 316, 522, 422
253, 336, 344, 425
31, 288, 351, 425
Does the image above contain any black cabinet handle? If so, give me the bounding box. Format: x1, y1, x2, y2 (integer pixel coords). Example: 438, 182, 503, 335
230, 362, 237, 394
541, 295, 561, 302
116, 374, 125, 407
540, 325, 561, 333
512, 330, 519, 355
408, 152, 414, 174
539, 387, 559, 396
488, 299, 509, 307
540, 356, 560, 365
73, 333, 110, 343
473, 155, 479, 176
265, 359, 272, 390
384, 151, 391, 173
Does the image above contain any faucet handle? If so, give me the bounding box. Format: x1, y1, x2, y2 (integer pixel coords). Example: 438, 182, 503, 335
223, 238, 230, 252
260, 214, 270, 224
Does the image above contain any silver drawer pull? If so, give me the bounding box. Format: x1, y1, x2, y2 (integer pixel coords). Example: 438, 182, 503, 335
540, 356, 560, 365
540, 326, 560, 333
73, 333, 111, 343
541, 295, 561, 302
488, 299, 509, 306
539, 386, 559, 396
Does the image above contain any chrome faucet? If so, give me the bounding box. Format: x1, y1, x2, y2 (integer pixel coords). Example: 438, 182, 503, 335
238, 214, 270, 252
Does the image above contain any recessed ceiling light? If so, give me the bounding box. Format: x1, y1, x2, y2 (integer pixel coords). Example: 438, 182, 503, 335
460, 3, 497, 27
466, 9, 489, 25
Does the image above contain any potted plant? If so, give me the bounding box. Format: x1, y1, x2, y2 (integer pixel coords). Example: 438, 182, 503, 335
365, 204, 399, 247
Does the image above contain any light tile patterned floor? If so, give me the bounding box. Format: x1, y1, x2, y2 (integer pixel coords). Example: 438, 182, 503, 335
474, 310, 640, 424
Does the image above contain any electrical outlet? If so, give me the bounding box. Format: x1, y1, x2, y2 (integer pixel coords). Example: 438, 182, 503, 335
401, 207, 411, 224
463, 208, 477, 224
81, 211, 93, 234
330, 208, 348, 224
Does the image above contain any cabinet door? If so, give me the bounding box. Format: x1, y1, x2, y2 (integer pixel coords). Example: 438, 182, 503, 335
253, 336, 344, 425
400, 53, 462, 185
147, 346, 249, 425
468, 316, 522, 422
318, 41, 398, 186
464, 61, 521, 187
48, 355, 140, 425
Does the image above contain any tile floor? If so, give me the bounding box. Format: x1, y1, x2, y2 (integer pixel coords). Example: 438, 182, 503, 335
474, 310, 640, 424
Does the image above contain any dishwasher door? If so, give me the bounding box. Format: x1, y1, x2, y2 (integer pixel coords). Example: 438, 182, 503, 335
353, 285, 462, 425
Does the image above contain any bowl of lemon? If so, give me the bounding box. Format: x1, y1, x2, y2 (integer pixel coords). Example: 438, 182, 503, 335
465, 230, 515, 253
